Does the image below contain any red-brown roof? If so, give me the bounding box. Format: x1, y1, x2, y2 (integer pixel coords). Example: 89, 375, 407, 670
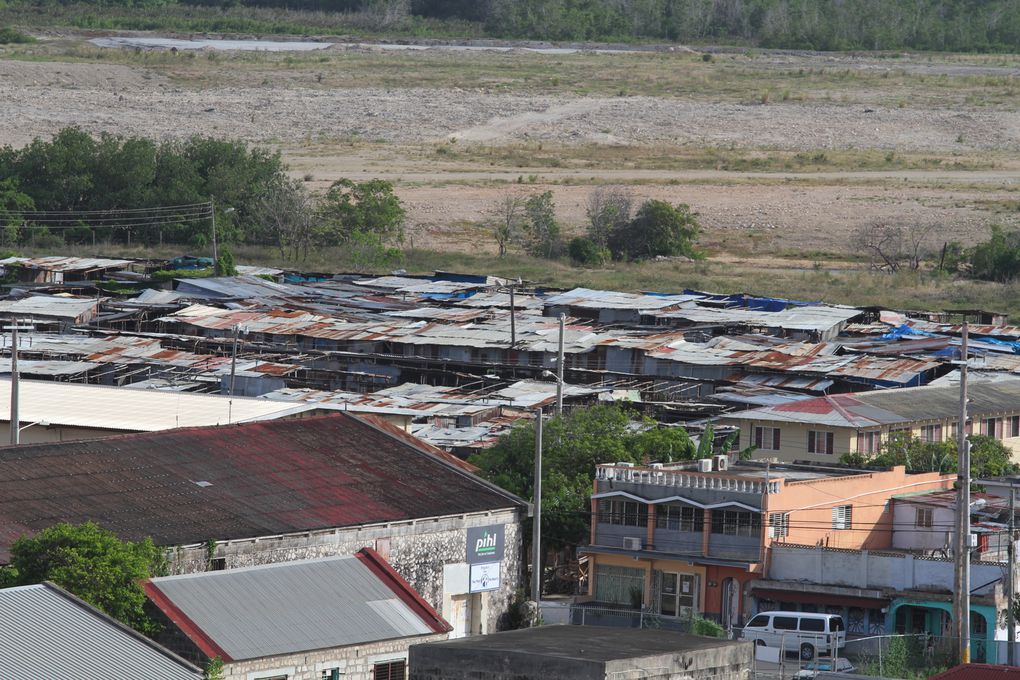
930, 665, 1020, 679
0, 414, 524, 561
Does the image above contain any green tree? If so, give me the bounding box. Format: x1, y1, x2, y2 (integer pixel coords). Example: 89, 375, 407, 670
521, 191, 562, 259
970, 225, 1020, 282
608, 199, 701, 261
469, 405, 703, 547
215, 248, 237, 276
841, 432, 1017, 477
6, 522, 166, 635
567, 236, 609, 266
317, 178, 405, 246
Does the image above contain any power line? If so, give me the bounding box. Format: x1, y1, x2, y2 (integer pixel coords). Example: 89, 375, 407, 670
0, 201, 212, 216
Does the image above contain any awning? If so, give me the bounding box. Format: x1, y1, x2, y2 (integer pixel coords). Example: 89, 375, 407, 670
753, 589, 888, 609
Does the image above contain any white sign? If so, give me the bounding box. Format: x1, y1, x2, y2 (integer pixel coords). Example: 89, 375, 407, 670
469, 562, 501, 593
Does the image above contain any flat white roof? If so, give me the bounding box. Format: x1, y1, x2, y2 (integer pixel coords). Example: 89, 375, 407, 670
0, 379, 310, 432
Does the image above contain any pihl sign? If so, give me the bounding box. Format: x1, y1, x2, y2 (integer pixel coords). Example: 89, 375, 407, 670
466, 525, 505, 565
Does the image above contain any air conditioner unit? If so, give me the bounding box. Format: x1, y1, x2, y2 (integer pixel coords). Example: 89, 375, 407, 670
650, 463, 664, 469
714, 455, 729, 471
698, 459, 713, 473
617, 462, 635, 468
622, 537, 643, 551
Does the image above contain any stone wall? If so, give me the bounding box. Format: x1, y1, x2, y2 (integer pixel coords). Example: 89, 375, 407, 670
164, 508, 523, 634
225, 633, 448, 680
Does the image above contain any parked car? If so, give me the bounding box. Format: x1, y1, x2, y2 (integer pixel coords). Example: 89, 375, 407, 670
792, 657, 856, 678
740, 611, 846, 660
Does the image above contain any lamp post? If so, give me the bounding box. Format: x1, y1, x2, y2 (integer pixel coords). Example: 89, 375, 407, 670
532, 407, 543, 607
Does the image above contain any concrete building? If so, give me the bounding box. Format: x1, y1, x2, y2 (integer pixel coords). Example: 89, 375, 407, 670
724, 380, 1020, 464
760, 542, 1011, 664
0, 582, 201, 680
145, 550, 450, 680
582, 460, 952, 627
409, 625, 753, 680
0, 413, 528, 636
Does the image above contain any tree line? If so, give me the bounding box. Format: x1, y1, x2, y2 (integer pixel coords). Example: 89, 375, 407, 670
16, 0, 1020, 52
0, 128, 405, 258
492, 187, 702, 265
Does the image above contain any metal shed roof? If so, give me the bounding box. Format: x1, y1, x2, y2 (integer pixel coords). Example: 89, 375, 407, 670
145, 552, 449, 662
0, 583, 200, 680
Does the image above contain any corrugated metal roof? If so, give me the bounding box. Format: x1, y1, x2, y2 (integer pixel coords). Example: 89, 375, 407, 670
0, 378, 310, 431
146, 554, 444, 662
0, 583, 200, 680
0, 256, 133, 272
0, 295, 99, 320
0, 414, 526, 559
544, 287, 701, 310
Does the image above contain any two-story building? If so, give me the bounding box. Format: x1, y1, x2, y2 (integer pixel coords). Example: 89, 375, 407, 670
581, 459, 953, 628
723, 380, 1020, 464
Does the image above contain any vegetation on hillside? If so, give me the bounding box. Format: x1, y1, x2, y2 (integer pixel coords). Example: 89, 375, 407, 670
5, 0, 1020, 51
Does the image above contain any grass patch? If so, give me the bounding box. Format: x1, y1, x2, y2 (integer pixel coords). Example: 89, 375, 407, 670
0, 27, 35, 44
418, 142, 998, 173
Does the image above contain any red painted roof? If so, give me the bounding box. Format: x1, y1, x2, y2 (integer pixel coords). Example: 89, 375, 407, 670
930, 664, 1020, 679
0, 414, 524, 561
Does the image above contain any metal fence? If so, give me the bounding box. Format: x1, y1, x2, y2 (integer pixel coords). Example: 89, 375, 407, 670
568, 603, 693, 632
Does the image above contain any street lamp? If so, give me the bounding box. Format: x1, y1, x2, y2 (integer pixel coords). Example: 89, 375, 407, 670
541, 369, 565, 415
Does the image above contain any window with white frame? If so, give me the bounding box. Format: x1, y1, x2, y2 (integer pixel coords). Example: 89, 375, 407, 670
769, 512, 789, 539
857, 430, 881, 454
655, 504, 704, 532
832, 505, 853, 530
920, 424, 943, 443
711, 509, 762, 537
915, 507, 933, 528
984, 417, 1004, 439
597, 499, 649, 527
753, 426, 781, 451
1009, 416, 1020, 438
808, 430, 835, 455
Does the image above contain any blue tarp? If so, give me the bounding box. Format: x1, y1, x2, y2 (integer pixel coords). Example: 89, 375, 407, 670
879, 324, 941, 340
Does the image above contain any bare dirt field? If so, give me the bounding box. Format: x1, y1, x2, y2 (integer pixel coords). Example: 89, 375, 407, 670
1, 36, 1018, 257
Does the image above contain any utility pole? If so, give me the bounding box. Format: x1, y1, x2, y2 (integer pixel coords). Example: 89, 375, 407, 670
954, 322, 971, 665
1009, 485, 1016, 666
556, 313, 565, 414
509, 285, 517, 348
9, 318, 18, 446
228, 325, 239, 397
210, 198, 218, 266
532, 408, 543, 606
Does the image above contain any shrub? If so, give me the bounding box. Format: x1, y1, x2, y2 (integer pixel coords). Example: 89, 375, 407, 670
568, 236, 609, 266
0, 28, 36, 45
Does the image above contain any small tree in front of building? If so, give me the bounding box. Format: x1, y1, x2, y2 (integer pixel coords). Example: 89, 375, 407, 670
4, 522, 166, 634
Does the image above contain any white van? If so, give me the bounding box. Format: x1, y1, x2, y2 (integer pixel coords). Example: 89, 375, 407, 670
740, 611, 846, 660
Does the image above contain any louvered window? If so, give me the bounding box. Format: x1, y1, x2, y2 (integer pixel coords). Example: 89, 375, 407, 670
373, 660, 406, 680
832, 505, 852, 530
753, 426, 781, 451
807, 430, 835, 455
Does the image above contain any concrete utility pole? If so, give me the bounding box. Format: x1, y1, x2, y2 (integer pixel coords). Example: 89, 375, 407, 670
509, 285, 517, 348
532, 408, 543, 605
1009, 486, 1016, 666
9, 318, 18, 446
556, 313, 565, 414
210, 198, 218, 266
228, 325, 240, 397
954, 322, 971, 664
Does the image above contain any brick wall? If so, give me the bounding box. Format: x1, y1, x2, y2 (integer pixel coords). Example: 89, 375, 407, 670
225, 633, 448, 680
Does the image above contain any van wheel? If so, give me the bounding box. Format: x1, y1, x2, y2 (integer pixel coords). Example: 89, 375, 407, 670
800, 643, 815, 661
755, 639, 766, 647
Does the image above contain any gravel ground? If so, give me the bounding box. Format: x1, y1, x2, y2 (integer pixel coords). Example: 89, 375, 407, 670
1, 60, 1018, 153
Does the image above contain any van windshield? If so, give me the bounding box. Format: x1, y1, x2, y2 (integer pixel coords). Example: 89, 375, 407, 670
831, 617, 845, 631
